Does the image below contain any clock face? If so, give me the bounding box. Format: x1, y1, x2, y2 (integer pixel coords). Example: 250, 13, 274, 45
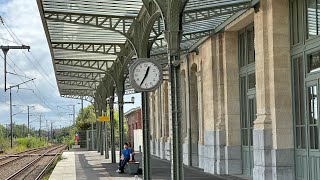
133, 61, 161, 89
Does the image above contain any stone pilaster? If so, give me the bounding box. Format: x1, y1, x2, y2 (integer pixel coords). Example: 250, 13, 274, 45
196, 70, 204, 145
159, 81, 170, 159
201, 36, 217, 174
253, 0, 293, 179
183, 55, 192, 166
222, 31, 242, 175
215, 33, 226, 174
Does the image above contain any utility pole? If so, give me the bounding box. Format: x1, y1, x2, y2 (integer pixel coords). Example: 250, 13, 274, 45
5, 124, 8, 138
7, 78, 35, 148
10, 88, 13, 148
27, 106, 32, 136
51, 122, 53, 142
39, 115, 42, 138
73, 105, 75, 126
81, 98, 84, 122
0, 45, 30, 92
46, 118, 48, 143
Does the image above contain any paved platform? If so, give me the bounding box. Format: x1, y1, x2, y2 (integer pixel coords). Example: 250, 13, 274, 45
49, 150, 247, 180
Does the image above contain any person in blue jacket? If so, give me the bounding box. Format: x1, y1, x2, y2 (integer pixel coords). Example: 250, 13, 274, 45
116, 143, 131, 173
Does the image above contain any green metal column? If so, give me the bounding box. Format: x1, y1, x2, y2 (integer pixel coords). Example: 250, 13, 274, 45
166, 2, 184, 177
105, 121, 109, 159
96, 111, 100, 153
169, 53, 183, 180
110, 96, 116, 163
117, 90, 124, 157
100, 121, 104, 155
142, 92, 151, 180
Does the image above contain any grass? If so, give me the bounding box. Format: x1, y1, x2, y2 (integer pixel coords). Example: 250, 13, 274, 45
41, 155, 63, 180
0, 137, 48, 154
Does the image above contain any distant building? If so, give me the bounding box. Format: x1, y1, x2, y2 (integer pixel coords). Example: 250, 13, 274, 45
125, 107, 142, 152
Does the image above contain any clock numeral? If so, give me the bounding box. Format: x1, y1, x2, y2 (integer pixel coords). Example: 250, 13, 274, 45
153, 78, 156, 81
144, 64, 148, 67
137, 78, 140, 81
140, 65, 142, 68
150, 82, 153, 86
145, 83, 148, 88
155, 73, 157, 76
153, 69, 156, 72
135, 74, 138, 77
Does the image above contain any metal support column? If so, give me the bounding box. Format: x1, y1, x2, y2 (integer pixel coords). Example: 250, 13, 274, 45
96, 111, 100, 153
169, 53, 183, 180
100, 121, 104, 155
110, 96, 116, 163
105, 121, 109, 159
91, 110, 94, 150
142, 92, 151, 180
118, 90, 124, 157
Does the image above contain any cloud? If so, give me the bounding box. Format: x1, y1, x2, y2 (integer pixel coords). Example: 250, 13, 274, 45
0, 0, 84, 128
0, 0, 141, 128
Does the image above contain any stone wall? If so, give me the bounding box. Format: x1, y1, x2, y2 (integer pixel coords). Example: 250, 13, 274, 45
148, 0, 294, 179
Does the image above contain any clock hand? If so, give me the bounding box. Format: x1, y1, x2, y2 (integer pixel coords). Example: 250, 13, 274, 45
140, 66, 150, 86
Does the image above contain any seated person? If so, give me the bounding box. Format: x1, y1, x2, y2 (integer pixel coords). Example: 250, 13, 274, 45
116, 143, 131, 173
128, 142, 135, 161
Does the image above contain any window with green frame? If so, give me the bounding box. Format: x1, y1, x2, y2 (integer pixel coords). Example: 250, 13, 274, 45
290, 0, 303, 45
307, 0, 320, 38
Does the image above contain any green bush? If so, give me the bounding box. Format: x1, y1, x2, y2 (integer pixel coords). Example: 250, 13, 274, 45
0, 137, 47, 153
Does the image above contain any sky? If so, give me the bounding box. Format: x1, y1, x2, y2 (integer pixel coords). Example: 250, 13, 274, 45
0, 0, 141, 130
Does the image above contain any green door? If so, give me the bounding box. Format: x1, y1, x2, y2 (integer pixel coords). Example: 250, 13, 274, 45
295, 80, 320, 180
240, 75, 256, 176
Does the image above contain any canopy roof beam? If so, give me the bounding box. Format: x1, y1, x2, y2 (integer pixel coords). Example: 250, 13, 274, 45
59, 80, 98, 89
56, 71, 102, 81
183, 1, 251, 24
55, 59, 113, 71
52, 42, 123, 55
44, 11, 134, 38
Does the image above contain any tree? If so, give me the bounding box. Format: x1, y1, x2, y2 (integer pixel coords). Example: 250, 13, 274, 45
74, 105, 128, 147
75, 105, 96, 130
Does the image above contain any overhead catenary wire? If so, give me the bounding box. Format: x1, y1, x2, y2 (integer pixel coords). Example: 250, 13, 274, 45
0, 54, 67, 122
0, 16, 81, 126
1, 18, 59, 91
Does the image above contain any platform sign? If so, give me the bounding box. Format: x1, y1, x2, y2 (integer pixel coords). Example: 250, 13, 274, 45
74, 133, 79, 145
98, 116, 110, 122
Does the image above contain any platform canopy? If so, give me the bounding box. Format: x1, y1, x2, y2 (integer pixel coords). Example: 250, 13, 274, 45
37, 0, 258, 103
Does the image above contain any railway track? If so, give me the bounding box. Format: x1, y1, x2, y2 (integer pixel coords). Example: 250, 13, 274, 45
0, 146, 49, 166
0, 144, 65, 180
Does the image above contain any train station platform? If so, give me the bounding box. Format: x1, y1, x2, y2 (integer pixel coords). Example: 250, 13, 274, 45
49, 150, 247, 180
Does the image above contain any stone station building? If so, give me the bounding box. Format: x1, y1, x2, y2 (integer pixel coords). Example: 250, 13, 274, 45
37, 0, 320, 179
148, 1, 320, 180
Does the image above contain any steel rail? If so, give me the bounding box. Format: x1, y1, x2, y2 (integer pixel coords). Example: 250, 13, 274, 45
5, 145, 65, 180
0, 146, 47, 160
0, 146, 49, 167
35, 148, 63, 180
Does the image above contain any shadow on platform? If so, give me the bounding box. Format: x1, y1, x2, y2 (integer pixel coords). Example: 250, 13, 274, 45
51, 150, 248, 180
